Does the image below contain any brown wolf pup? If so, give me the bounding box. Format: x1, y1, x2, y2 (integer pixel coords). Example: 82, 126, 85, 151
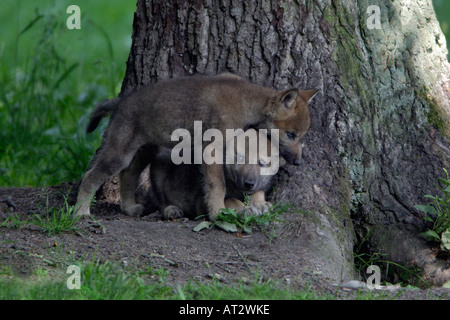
151, 129, 282, 219
76, 73, 317, 219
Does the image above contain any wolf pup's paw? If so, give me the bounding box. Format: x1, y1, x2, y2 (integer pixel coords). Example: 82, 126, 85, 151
75, 207, 91, 217
241, 205, 262, 216
163, 205, 184, 220
241, 201, 272, 216
122, 204, 145, 217
253, 201, 272, 215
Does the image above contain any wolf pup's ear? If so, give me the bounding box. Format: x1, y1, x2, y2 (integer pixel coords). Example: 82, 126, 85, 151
298, 89, 319, 103
278, 89, 299, 110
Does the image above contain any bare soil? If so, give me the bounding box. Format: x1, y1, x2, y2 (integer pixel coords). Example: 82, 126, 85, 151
0, 183, 448, 300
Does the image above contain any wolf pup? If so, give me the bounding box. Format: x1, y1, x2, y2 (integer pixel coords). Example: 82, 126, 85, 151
76, 73, 317, 219
151, 129, 282, 219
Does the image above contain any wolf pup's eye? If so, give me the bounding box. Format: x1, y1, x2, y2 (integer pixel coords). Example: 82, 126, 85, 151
286, 131, 296, 140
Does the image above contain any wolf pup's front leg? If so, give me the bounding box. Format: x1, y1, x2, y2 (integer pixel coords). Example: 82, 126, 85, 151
203, 163, 227, 220
249, 190, 272, 215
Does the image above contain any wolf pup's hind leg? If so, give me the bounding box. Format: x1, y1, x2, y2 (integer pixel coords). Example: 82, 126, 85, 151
120, 145, 159, 217
75, 125, 145, 216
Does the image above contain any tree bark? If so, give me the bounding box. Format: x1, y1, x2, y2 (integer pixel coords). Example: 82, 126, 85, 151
116, 0, 449, 285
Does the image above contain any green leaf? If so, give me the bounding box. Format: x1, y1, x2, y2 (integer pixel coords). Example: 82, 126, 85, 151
440, 229, 450, 251
214, 221, 237, 233
414, 204, 438, 215
420, 230, 441, 242
193, 221, 211, 232
242, 225, 252, 234
437, 177, 450, 185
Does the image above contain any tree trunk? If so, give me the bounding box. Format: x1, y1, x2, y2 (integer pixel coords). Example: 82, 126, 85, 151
116, 0, 449, 285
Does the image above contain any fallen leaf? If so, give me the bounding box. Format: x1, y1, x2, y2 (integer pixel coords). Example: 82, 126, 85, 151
215, 221, 237, 233
193, 221, 211, 232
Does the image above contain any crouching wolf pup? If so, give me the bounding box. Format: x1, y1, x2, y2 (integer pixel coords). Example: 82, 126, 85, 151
76, 73, 317, 219
151, 129, 282, 219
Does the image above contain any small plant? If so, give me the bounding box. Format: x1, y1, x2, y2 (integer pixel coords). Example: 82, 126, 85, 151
139, 265, 170, 284
218, 203, 290, 233
32, 195, 81, 236
194, 203, 290, 235
354, 231, 428, 287
415, 168, 450, 251
0, 213, 29, 229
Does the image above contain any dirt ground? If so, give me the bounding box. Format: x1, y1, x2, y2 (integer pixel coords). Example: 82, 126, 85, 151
0, 183, 448, 300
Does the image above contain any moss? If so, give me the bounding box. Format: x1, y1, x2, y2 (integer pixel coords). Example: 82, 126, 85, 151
416, 86, 449, 137
324, 3, 376, 119
318, 166, 356, 264
427, 105, 447, 134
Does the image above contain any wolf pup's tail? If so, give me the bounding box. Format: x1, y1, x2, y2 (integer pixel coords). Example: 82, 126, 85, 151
86, 98, 121, 133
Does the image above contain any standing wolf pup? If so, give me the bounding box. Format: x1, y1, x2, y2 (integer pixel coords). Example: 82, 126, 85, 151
151, 129, 282, 219
76, 73, 317, 219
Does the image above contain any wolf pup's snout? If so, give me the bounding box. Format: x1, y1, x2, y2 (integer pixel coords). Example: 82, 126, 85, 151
244, 180, 256, 190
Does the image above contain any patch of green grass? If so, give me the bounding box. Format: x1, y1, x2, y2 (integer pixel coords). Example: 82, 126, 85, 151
0, 213, 30, 229
0, 1, 135, 187
1, 192, 83, 236
0, 258, 329, 300
138, 265, 171, 284
0, 258, 174, 300
177, 278, 323, 300
31, 195, 82, 236
0, 266, 14, 277
0, 10, 104, 187
79, 259, 173, 300
1, 255, 420, 300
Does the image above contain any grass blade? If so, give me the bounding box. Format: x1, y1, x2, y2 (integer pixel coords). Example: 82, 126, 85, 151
18, 14, 44, 36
